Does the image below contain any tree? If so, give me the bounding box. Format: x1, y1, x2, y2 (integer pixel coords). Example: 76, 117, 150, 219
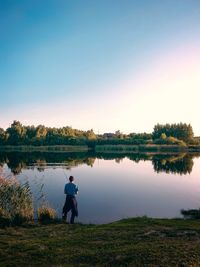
152, 123, 194, 142
0, 128, 7, 145
115, 130, 124, 139
85, 129, 96, 140
25, 126, 36, 144
6, 121, 26, 145
35, 125, 47, 139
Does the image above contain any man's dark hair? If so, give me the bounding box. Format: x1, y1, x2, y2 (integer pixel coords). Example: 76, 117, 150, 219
69, 176, 74, 182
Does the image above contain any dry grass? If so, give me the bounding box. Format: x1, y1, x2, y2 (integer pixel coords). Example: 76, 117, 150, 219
0, 174, 33, 226
37, 206, 56, 223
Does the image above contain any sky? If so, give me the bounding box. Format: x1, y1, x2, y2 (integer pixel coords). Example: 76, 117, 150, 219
1, 0, 200, 135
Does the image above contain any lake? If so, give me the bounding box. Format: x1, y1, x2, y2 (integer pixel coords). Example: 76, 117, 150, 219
1, 151, 200, 224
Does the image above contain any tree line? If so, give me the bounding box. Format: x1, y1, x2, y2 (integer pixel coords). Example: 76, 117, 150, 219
0, 121, 199, 146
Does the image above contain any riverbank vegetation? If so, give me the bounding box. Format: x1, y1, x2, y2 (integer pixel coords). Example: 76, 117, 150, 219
0, 121, 200, 149
0, 175, 33, 226
1, 217, 200, 266
0, 172, 57, 227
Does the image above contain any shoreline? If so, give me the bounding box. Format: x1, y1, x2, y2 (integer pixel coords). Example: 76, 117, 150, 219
1, 144, 200, 153
0, 145, 89, 152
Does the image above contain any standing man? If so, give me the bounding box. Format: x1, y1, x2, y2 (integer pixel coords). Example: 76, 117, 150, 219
62, 176, 78, 224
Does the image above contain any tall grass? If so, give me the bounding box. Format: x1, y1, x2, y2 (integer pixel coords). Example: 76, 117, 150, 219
37, 205, 56, 223
0, 175, 33, 226
0, 170, 58, 226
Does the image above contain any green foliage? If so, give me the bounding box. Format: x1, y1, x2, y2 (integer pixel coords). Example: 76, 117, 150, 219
2, 121, 96, 146
129, 132, 152, 140
6, 121, 27, 145
0, 121, 197, 147
154, 135, 187, 146
153, 123, 194, 142
0, 128, 8, 145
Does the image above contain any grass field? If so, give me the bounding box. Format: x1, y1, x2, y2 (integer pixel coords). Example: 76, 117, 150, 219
1, 217, 200, 266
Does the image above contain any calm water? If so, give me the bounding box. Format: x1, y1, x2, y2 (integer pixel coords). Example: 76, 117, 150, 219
1, 152, 200, 224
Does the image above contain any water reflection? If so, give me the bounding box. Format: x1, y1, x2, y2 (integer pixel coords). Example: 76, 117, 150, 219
0, 152, 95, 174
0, 151, 199, 175
152, 153, 194, 175
1, 151, 200, 223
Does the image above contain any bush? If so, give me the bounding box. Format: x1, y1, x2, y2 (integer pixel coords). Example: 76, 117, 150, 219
37, 206, 56, 223
154, 136, 186, 146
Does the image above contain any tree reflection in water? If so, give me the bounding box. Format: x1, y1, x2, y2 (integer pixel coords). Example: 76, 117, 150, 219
152, 153, 195, 175
0, 151, 199, 175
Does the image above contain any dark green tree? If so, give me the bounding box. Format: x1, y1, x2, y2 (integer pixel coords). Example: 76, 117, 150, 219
6, 121, 27, 145
152, 123, 194, 142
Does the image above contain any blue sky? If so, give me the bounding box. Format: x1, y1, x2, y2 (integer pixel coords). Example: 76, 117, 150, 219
1, 0, 200, 134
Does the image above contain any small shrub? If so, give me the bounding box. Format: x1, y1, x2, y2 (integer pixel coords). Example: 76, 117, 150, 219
37, 206, 56, 223
154, 136, 186, 146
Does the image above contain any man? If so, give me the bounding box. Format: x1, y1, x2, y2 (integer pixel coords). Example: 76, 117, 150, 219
62, 176, 78, 224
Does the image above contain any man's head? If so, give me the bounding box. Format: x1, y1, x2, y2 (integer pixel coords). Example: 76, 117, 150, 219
69, 176, 74, 182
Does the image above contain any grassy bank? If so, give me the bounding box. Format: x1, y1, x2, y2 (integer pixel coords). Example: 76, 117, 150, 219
96, 144, 200, 153
1, 144, 200, 153
95, 144, 191, 153
1, 217, 200, 266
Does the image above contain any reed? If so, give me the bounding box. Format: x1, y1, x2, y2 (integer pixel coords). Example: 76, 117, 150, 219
0, 175, 33, 226
37, 205, 56, 223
